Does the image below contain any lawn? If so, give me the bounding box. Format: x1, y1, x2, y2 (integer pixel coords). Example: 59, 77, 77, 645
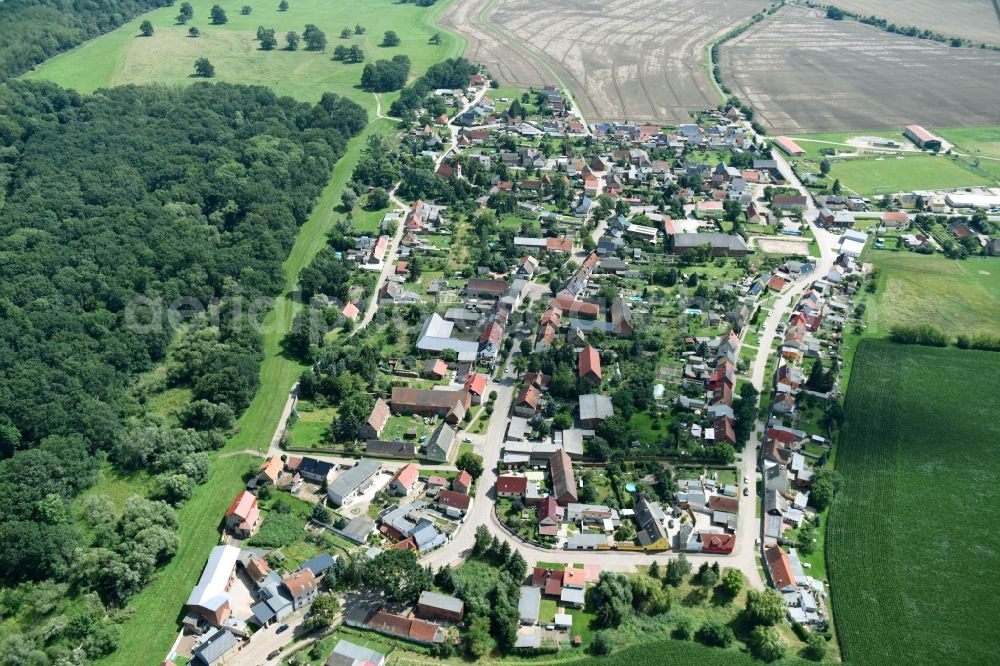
25, 0, 465, 115
826, 340, 1000, 665
826, 154, 992, 196
286, 402, 337, 447
867, 252, 1000, 338
936, 125, 1000, 159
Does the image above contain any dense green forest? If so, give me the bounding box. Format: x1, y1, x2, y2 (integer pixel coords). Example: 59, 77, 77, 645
0, 0, 172, 81
0, 80, 366, 663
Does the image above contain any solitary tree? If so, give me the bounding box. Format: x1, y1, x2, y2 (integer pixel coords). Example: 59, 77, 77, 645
278, 0, 289, 10
139, 20, 154, 36
346, 45, 364, 63
241, 5, 252, 15
340, 27, 352, 39
188, 26, 200, 37
210, 4, 227, 24
259, 29, 277, 50
429, 32, 441, 45
285, 31, 300, 50
176, 2, 193, 23
194, 57, 215, 77
456, 451, 484, 479
354, 23, 365, 34
819, 157, 832, 176
382, 30, 400, 47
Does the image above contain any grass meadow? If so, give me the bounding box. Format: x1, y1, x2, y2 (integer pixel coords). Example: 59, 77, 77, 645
826, 340, 1000, 665
827, 154, 992, 196
865, 252, 1000, 338
25, 0, 464, 114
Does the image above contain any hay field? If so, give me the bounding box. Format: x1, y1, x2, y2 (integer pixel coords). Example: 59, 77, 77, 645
442, 0, 769, 124
719, 5, 1000, 133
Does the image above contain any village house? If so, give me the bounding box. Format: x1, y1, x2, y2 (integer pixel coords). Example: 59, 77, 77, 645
388, 463, 419, 496
359, 397, 391, 440
417, 591, 465, 623
224, 491, 260, 539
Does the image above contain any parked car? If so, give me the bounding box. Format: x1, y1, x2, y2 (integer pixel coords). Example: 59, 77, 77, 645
276, 624, 289, 634
267, 650, 281, 660
743, 487, 750, 496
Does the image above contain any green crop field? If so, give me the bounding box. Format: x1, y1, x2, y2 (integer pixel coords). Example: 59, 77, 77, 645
936, 125, 1000, 160
827, 155, 992, 196
866, 252, 1000, 338
827, 340, 1000, 665
25, 0, 464, 114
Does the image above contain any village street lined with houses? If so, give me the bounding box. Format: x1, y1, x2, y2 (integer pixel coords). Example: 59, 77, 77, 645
155, 59, 912, 665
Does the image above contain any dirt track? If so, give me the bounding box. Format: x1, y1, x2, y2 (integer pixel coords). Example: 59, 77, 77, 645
441, 0, 768, 124
720, 5, 1000, 133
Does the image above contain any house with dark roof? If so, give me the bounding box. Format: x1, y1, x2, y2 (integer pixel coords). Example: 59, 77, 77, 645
424, 424, 458, 463
366, 439, 416, 459
538, 497, 563, 537
633, 495, 668, 549
299, 457, 337, 484
299, 552, 337, 578
192, 628, 244, 666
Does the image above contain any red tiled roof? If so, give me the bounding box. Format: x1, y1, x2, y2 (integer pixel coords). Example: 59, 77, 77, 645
436, 489, 471, 511
563, 567, 586, 588
523, 372, 551, 389
700, 532, 736, 553
463, 372, 487, 396
226, 490, 257, 520
453, 470, 473, 492
516, 385, 541, 409
546, 237, 574, 253
282, 569, 317, 597
765, 545, 796, 590
579, 345, 602, 380
544, 576, 563, 596
259, 456, 282, 483
708, 495, 740, 514
497, 475, 528, 495
392, 463, 419, 490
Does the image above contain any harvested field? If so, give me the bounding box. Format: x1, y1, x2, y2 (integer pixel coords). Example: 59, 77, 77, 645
832, 0, 1000, 45
720, 5, 1000, 133
442, 0, 769, 125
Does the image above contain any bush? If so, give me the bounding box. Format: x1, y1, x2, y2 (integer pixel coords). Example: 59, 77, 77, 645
695, 619, 734, 647
889, 324, 948, 347
590, 631, 614, 655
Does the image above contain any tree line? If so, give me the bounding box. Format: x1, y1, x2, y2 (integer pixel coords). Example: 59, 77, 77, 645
0, 80, 367, 662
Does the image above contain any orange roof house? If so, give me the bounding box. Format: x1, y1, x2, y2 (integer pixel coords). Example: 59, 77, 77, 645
579, 345, 602, 384
258, 456, 283, 484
